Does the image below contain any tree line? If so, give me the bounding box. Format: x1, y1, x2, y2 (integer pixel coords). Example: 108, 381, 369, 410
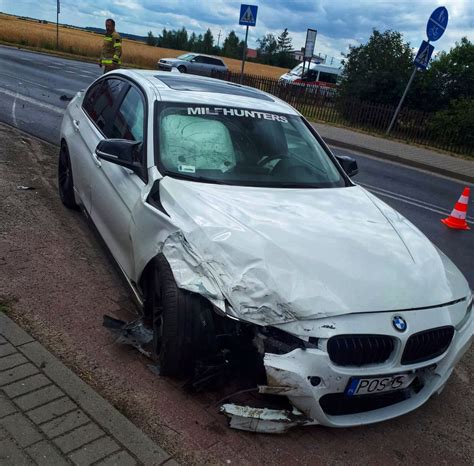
146, 27, 299, 68
339, 30, 473, 146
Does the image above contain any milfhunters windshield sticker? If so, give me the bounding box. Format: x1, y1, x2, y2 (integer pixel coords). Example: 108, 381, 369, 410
187, 107, 289, 123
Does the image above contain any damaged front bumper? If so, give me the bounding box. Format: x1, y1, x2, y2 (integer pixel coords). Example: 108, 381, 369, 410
220, 307, 473, 433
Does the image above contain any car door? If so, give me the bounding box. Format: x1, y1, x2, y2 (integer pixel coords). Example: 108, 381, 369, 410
213, 58, 227, 75
68, 78, 127, 212
200, 57, 216, 76
90, 83, 147, 278
190, 55, 206, 75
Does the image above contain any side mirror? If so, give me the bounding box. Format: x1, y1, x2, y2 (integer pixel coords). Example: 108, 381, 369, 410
336, 155, 359, 177
95, 139, 145, 178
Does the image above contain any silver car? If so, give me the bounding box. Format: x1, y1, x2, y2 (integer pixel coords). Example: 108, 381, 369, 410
158, 53, 228, 76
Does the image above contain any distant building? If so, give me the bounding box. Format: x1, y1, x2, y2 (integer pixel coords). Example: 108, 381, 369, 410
291, 49, 326, 64
246, 48, 257, 58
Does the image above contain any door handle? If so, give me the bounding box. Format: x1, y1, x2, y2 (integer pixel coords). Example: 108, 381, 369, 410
92, 152, 102, 168
72, 119, 80, 132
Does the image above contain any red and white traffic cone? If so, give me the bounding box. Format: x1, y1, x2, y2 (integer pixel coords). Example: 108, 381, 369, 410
441, 187, 470, 230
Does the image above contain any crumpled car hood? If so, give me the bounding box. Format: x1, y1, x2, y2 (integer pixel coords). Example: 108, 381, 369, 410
159, 177, 469, 325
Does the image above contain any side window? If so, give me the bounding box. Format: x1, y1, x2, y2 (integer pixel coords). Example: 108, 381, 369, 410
318, 71, 338, 84
110, 87, 145, 142
110, 87, 145, 163
305, 70, 318, 81
193, 55, 204, 63
83, 79, 126, 133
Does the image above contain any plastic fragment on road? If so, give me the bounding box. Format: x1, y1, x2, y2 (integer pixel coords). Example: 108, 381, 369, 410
220, 404, 314, 434
17, 185, 35, 190
102, 315, 153, 358
441, 187, 471, 230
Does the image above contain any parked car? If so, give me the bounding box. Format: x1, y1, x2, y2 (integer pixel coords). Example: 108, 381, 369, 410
157, 53, 228, 76
58, 70, 472, 434
279, 62, 341, 95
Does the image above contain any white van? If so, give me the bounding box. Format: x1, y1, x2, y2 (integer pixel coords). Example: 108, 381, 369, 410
279, 62, 342, 93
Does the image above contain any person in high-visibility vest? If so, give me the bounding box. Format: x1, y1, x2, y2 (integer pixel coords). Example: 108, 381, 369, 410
99, 18, 122, 73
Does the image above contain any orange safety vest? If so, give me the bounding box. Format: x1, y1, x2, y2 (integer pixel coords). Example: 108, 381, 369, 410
100, 31, 122, 66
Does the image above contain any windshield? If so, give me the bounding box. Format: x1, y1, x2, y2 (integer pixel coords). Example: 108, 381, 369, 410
157, 104, 345, 188
177, 53, 195, 62
289, 62, 317, 76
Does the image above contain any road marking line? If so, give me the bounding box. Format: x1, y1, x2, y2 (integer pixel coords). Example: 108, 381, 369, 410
0, 87, 64, 115
0, 72, 50, 90
362, 184, 473, 224
12, 93, 19, 127
361, 182, 453, 211
364, 183, 474, 222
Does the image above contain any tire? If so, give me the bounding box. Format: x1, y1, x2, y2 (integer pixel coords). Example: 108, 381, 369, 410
58, 142, 79, 210
149, 254, 216, 378
177, 65, 186, 73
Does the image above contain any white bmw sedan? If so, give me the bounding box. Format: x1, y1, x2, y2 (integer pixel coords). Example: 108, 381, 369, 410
59, 70, 473, 433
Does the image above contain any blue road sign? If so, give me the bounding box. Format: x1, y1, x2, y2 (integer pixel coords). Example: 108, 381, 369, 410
427, 6, 448, 42
414, 40, 434, 70
239, 4, 258, 27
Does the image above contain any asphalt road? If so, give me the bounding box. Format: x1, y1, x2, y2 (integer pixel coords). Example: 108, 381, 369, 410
0, 44, 472, 286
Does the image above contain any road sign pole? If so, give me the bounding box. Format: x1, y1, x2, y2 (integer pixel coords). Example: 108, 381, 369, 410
386, 66, 417, 135
240, 25, 249, 84
56, 1, 60, 50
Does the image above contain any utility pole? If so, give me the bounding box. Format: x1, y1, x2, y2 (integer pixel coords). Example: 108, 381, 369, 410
56, 0, 60, 50
217, 30, 222, 48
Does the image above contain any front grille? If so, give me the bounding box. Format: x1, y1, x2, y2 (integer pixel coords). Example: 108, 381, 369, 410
320, 389, 411, 416
327, 335, 395, 366
401, 326, 454, 365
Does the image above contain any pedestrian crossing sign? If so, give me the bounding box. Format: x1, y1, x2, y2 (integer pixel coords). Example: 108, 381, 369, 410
239, 4, 258, 26
414, 40, 434, 70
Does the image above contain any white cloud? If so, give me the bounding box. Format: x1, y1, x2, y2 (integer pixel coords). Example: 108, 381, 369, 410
1, 0, 472, 62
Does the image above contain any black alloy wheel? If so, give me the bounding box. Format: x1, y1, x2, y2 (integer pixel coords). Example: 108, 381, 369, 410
58, 142, 79, 210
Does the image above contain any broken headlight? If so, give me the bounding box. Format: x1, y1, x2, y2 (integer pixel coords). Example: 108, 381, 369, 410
455, 293, 473, 331
259, 327, 318, 354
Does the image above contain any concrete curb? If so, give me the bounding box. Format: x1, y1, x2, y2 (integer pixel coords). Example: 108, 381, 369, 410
323, 137, 474, 185
0, 312, 177, 465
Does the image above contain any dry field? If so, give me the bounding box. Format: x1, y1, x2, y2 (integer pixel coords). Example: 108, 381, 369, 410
0, 13, 288, 78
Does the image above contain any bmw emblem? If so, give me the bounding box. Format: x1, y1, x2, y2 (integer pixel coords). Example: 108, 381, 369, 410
392, 315, 407, 332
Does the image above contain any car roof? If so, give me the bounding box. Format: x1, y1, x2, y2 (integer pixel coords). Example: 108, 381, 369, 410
113, 70, 299, 115
181, 53, 224, 59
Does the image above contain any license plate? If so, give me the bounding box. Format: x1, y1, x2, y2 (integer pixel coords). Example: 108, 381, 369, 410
345, 373, 415, 397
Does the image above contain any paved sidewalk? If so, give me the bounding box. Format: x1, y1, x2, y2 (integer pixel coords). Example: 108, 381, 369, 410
313, 122, 474, 184
0, 312, 176, 466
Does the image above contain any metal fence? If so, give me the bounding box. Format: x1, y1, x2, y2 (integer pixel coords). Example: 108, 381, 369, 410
212, 70, 472, 156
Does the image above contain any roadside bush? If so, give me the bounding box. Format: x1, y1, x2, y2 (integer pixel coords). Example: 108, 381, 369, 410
429, 98, 474, 152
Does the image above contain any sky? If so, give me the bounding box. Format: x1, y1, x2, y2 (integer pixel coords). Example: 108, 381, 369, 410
0, 0, 472, 64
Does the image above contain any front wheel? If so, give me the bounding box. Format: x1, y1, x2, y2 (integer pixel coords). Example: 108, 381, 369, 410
149, 254, 216, 378
177, 65, 186, 73
58, 142, 79, 210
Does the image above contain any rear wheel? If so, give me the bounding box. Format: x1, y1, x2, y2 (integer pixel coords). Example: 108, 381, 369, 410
149, 254, 216, 378
58, 142, 79, 210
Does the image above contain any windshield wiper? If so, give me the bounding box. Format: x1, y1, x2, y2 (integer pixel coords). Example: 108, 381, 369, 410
165, 172, 227, 185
